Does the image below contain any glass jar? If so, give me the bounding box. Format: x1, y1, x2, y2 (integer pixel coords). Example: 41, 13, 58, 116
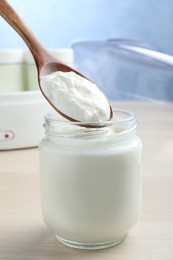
39, 110, 142, 250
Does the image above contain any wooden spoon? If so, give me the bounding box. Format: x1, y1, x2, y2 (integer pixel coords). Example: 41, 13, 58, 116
0, 0, 113, 122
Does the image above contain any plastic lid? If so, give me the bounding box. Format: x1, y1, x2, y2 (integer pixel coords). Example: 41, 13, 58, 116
24, 48, 74, 65
0, 49, 25, 64
72, 39, 173, 70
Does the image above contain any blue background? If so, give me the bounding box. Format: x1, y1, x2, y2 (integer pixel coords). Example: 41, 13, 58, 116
0, 0, 173, 55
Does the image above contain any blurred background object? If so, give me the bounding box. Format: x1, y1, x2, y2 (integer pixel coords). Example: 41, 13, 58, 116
0, 49, 25, 92
72, 40, 173, 101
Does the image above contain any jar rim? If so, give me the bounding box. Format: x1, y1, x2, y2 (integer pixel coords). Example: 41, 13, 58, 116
44, 109, 136, 127
44, 109, 137, 143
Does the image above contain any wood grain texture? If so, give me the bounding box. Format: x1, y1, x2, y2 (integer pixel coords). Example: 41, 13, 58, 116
0, 102, 173, 260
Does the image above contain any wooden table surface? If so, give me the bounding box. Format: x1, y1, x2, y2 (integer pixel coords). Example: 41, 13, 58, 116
0, 102, 173, 260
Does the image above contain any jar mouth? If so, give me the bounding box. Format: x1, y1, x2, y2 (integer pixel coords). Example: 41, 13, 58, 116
44, 109, 136, 127
43, 109, 136, 140
44, 109, 136, 142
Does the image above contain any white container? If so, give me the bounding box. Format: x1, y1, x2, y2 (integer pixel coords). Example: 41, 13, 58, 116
39, 110, 142, 250
0, 48, 74, 150
24, 48, 74, 91
0, 91, 53, 150
0, 49, 25, 93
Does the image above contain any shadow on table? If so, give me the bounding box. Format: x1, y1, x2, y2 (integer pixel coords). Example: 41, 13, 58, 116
1, 225, 133, 260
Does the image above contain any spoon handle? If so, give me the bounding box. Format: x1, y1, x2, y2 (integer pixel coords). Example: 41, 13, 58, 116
0, 0, 50, 68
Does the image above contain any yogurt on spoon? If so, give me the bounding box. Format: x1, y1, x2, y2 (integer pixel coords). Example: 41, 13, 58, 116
40, 71, 111, 123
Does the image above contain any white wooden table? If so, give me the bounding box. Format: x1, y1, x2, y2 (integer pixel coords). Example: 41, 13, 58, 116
0, 102, 173, 260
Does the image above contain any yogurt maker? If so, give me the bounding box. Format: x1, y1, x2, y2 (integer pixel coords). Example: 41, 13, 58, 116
0, 91, 53, 150
0, 48, 73, 150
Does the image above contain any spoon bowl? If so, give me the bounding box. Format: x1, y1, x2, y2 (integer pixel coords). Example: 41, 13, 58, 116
0, 0, 113, 122
39, 62, 96, 121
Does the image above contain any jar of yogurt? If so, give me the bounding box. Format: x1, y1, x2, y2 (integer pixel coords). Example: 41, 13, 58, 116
39, 109, 142, 250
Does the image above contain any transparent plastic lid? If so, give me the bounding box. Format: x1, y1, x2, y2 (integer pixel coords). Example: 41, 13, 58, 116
72, 39, 173, 101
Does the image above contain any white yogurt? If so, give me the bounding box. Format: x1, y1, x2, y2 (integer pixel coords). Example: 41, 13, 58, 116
40, 71, 110, 122
39, 110, 142, 249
